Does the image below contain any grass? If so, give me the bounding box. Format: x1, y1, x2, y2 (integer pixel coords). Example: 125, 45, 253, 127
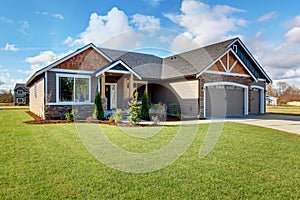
1, 110, 300, 199
267, 105, 300, 115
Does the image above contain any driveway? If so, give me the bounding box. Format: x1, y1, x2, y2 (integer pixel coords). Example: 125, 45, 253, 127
226, 114, 300, 135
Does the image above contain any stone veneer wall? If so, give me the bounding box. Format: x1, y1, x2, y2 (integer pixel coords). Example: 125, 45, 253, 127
45, 104, 94, 120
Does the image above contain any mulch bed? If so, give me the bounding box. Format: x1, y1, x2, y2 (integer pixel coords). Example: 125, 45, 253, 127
24, 111, 144, 126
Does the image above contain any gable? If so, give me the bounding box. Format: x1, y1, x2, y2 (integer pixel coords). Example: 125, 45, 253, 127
230, 40, 272, 83
206, 51, 251, 77
54, 47, 110, 71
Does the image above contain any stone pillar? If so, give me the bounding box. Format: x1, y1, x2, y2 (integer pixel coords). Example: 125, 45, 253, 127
101, 74, 106, 98
123, 77, 128, 99
100, 74, 107, 111
129, 74, 134, 98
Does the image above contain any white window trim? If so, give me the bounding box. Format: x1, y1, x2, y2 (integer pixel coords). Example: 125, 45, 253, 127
204, 82, 249, 118
251, 85, 265, 114
56, 73, 92, 105
17, 90, 23, 95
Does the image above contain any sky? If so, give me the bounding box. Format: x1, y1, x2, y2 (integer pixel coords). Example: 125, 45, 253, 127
1, 0, 300, 91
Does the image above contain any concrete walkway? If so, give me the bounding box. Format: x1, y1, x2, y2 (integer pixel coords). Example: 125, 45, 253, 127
227, 114, 300, 135
141, 114, 300, 135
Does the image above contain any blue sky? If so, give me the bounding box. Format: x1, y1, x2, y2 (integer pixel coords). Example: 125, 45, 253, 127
1, 0, 300, 91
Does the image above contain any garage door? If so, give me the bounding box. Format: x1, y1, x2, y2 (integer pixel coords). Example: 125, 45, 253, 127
205, 85, 244, 117
250, 89, 260, 114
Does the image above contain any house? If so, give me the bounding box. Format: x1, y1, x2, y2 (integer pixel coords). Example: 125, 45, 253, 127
14, 83, 29, 105
26, 37, 272, 120
266, 96, 278, 106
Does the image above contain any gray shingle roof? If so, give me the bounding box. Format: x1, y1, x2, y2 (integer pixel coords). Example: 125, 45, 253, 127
162, 38, 236, 78
99, 48, 163, 79
99, 38, 237, 79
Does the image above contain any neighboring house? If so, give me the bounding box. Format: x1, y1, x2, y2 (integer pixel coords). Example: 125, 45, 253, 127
26, 37, 272, 119
266, 96, 278, 106
14, 83, 29, 105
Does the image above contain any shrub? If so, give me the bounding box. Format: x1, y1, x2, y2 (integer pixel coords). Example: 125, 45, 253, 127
65, 109, 79, 121
94, 93, 104, 120
149, 102, 167, 121
151, 115, 160, 126
109, 108, 123, 123
141, 91, 150, 120
127, 92, 141, 124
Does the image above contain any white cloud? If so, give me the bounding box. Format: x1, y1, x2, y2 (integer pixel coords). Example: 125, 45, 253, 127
257, 11, 278, 22
52, 13, 64, 20
275, 15, 300, 50
283, 69, 300, 78
169, 32, 200, 53
165, 0, 247, 50
35, 11, 64, 20
4, 43, 19, 51
24, 50, 72, 76
66, 7, 142, 49
131, 14, 160, 35
0, 16, 13, 24
144, 0, 163, 6
19, 21, 30, 38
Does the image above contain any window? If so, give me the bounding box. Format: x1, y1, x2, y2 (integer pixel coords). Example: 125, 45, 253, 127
17, 98, 23, 103
127, 80, 147, 100
17, 90, 23, 95
57, 74, 91, 103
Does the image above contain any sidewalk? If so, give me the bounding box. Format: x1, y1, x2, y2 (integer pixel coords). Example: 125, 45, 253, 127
138, 114, 300, 135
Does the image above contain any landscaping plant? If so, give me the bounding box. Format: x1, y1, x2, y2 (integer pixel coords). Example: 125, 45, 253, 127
141, 91, 150, 120
127, 92, 141, 124
94, 93, 104, 120
109, 108, 123, 123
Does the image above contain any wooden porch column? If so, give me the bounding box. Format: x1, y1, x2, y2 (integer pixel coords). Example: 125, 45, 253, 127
123, 77, 128, 99
101, 74, 106, 98
129, 74, 134, 98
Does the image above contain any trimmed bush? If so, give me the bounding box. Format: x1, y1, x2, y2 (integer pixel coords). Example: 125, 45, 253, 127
141, 91, 150, 120
94, 93, 104, 120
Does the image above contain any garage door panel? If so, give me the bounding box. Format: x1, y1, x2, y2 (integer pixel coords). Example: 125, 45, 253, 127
206, 85, 244, 117
206, 88, 227, 117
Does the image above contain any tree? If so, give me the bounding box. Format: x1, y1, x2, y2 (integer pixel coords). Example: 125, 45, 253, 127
127, 92, 141, 124
94, 93, 104, 120
277, 81, 289, 96
266, 84, 278, 97
0, 90, 13, 103
141, 91, 150, 120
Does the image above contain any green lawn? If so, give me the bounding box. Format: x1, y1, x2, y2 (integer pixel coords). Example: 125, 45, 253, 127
267, 105, 300, 115
1, 110, 300, 199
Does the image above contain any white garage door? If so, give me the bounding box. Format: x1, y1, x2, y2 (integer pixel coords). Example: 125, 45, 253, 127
205, 85, 245, 117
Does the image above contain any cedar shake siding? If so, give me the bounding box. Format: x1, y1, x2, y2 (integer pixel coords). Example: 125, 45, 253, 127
54, 47, 110, 71
29, 77, 45, 118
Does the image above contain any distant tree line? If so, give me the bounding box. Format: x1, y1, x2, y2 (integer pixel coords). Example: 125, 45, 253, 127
0, 90, 13, 103
267, 82, 300, 104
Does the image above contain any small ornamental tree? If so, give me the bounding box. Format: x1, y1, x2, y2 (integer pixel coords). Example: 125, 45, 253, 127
94, 93, 104, 120
127, 92, 141, 124
141, 91, 150, 120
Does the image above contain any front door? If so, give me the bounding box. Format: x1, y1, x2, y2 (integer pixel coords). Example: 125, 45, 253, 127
105, 84, 117, 110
